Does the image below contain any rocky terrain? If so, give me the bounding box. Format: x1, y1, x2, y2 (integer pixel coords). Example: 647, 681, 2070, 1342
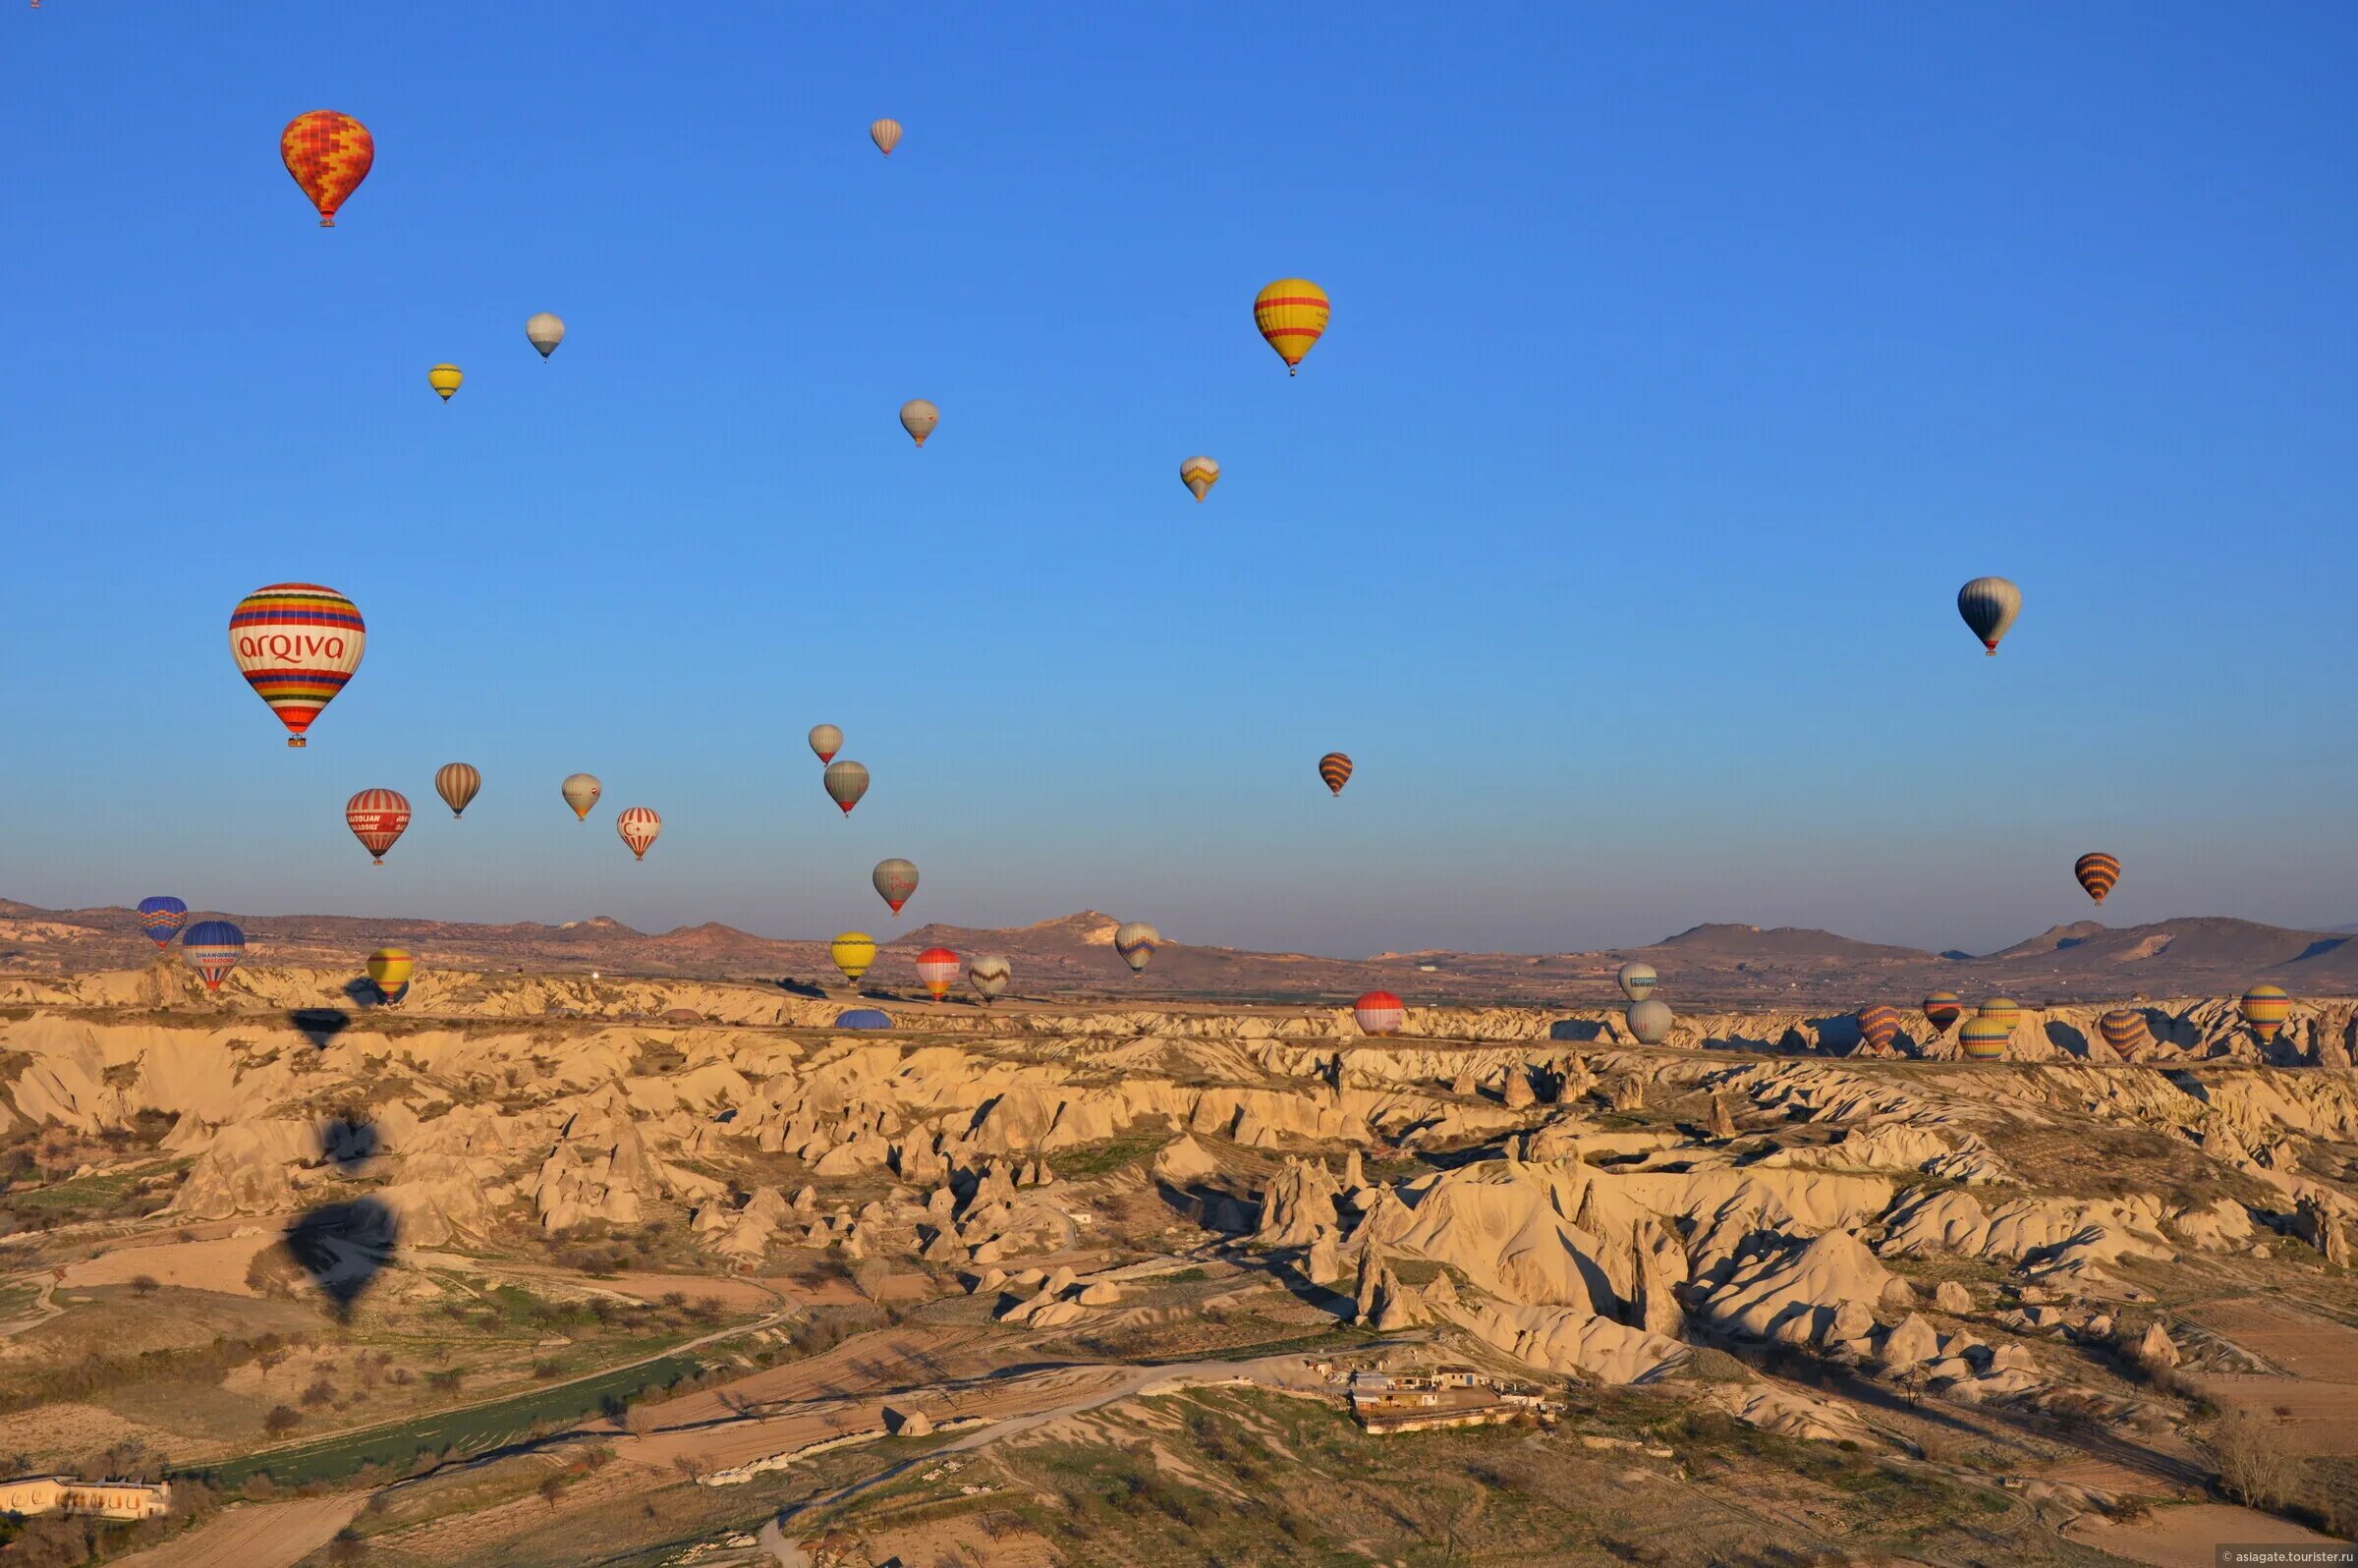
3, 962, 2357, 1565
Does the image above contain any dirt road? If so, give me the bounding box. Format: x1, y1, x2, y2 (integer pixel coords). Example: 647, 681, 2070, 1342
107, 1495, 365, 1568
2066, 1501, 2354, 1568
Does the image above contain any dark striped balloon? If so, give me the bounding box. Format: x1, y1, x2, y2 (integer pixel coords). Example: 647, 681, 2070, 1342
1922, 992, 1962, 1034
2240, 984, 2292, 1044
2073, 852, 2121, 905
1857, 1004, 1904, 1054
1318, 752, 1353, 797
2098, 1009, 2153, 1058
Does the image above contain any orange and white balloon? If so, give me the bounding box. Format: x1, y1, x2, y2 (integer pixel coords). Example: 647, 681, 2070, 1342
870, 118, 903, 156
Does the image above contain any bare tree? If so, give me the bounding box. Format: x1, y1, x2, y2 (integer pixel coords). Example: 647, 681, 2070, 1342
2209, 1413, 2298, 1510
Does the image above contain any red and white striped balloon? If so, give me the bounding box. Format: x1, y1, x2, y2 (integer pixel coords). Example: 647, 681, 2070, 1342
345, 788, 411, 865
914, 946, 959, 1001
1353, 990, 1405, 1036
616, 807, 661, 861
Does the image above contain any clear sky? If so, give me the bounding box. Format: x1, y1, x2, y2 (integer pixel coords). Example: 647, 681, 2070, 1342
5, 3, 2355, 960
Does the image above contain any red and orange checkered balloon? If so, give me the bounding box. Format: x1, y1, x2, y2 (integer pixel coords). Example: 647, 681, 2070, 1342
281, 111, 373, 227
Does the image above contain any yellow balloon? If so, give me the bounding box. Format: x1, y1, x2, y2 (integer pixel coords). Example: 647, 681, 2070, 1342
427, 364, 464, 402
365, 946, 415, 988
830, 931, 877, 983
1253, 279, 1329, 375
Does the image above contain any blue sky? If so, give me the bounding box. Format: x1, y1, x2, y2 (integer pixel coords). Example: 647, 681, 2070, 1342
4, 3, 2354, 959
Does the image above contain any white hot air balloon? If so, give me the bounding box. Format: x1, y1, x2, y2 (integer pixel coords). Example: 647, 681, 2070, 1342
526, 312, 566, 360
899, 399, 939, 448
1627, 998, 1674, 1044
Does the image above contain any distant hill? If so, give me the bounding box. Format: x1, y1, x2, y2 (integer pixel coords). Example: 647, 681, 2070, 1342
2, 896, 2351, 1006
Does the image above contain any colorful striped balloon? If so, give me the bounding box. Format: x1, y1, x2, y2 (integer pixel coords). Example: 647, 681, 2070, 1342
1857, 1004, 1904, 1054
915, 946, 959, 1001
2073, 852, 2121, 905
1254, 278, 1329, 374
616, 807, 661, 862
1180, 456, 1221, 502
281, 110, 373, 227
2240, 983, 2292, 1044
183, 920, 246, 992
1976, 998, 2024, 1032
1353, 990, 1405, 1036
366, 946, 415, 994
1114, 922, 1159, 974
2098, 1009, 2154, 1059
137, 896, 188, 949
435, 762, 481, 819
1318, 752, 1353, 796
345, 789, 412, 864
824, 760, 870, 816
229, 584, 365, 747
873, 858, 920, 915
831, 932, 876, 983
1959, 1017, 2010, 1060
1922, 992, 1962, 1034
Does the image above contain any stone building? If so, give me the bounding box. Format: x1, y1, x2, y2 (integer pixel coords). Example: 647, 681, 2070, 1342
0, 1476, 173, 1521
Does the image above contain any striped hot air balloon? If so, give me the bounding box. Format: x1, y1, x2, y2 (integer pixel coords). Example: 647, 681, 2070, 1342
1627, 998, 1674, 1044
872, 859, 919, 915
2073, 852, 2120, 905
366, 946, 415, 998
825, 760, 870, 816
345, 789, 412, 865
137, 896, 188, 949
1114, 922, 1159, 974
561, 772, 602, 820
914, 946, 959, 1001
1353, 990, 1405, 1036
1180, 456, 1220, 502
435, 762, 481, 819
870, 118, 902, 156
899, 399, 938, 448
968, 953, 1011, 1003
229, 584, 365, 747
1960, 1016, 2010, 1060
616, 807, 661, 861
2098, 1009, 2154, 1059
1318, 753, 1353, 796
1617, 962, 1657, 1002
1976, 998, 2024, 1033
1857, 1004, 1904, 1055
1922, 992, 1963, 1035
1254, 278, 1329, 374
2241, 983, 2292, 1045
428, 364, 463, 402
835, 1008, 892, 1031
831, 932, 876, 983
1957, 577, 2022, 655
183, 921, 246, 992
809, 724, 842, 764
281, 110, 373, 227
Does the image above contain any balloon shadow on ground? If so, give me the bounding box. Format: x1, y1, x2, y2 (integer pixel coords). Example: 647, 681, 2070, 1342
1808, 1014, 1865, 1054
284, 1197, 399, 1319
343, 977, 406, 1009
318, 1114, 379, 1170
2045, 1021, 2093, 1058
287, 1008, 352, 1048
1547, 1019, 1606, 1043
776, 979, 828, 999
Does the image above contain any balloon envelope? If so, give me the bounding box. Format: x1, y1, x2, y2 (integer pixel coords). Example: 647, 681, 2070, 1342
824, 760, 870, 815
526, 312, 565, 359
872, 858, 919, 915
870, 118, 902, 155
915, 946, 959, 1001
281, 110, 373, 226
229, 584, 365, 748
184, 921, 246, 992
831, 932, 877, 982
2098, 1009, 2154, 1059
616, 807, 661, 861
1318, 753, 1353, 797
366, 946, 415, 992
562, 773, 602, 820
428, 364, 463, 402
137, 896, 188, 949
2073, 852, 2120, 905
1616, 962, 1657, 1002
1960, 1017, 2010, 1059
1976, 998, 2024, 1031
1956, 577, 2022, 655
1353, 990, 1404, 1036
1922, 992, 1962, 1033
809, 724, 842, 764
899, 399, 938, 447
345, 789, 412, 864
1113, 922, 1159, 973
1254, 278, 1329, 374
2240, 983, 2292, 1042
1627, 998, 1673, 1044
967, 953, 1011, 1002
1181, 456, 1220, 501
1857, 1004, 1904, 1054
834, 1008, 892, 1031
435, 762, 481, 818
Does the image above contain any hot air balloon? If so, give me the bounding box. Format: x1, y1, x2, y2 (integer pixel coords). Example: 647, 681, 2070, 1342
183, 921, 246, 992
1114, 922, 1159, 974
915, 946, 959, 1001
366, 946, 415, 999
281, 111, 373, 227
1254, 278, 1329, 375
435, 762, 481, 819
1617, 962, 1657, 1002
1857, 1004, 1904, 1055
616, 807, 661, 861
1318, 753, 1353, 797
229, 584, 365, 748
1627, 998, 1673, 1044
1959, 1017, 2010, 1060
809, 724, 843, 764
835, 1008, 892, 1031
870, 118, 902, 156
899, 399, 938, 448
1976, 998, 2024, 1032
1180, 456, 1220, 502
831, 932, 877, 983
872, 859, 919, 915
137, 896, 189, 949
428, 364, 463, 402
561, 773, 602, 820
824, 760, 870, 816
1353, 990, 1405, 1036
968, 953, 1011, 1003
526, 312, 565, 360
2073, 853, 2120, 905
1957, 577, 2021, 656
345, 789, 412, 865
1922, 992, 1962, 1035
2098, 1009, 2154, 1059
2241, 983, 2292, 1045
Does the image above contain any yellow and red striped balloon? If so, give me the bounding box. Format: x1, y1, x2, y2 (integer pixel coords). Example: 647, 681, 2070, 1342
914, 946, 959, 1001
2098, 1009, 2153, 1058
1254, 279, 1329, 375
1180, 456, 1220, 502
229, 584, 365, 747
366, 946, 415, 991
2240, 983, 2292, 1044
1959, 1017, 2010, 1060
1318, 752, 1353, 796
2073, 852, 2121, 905
281, 111, 374, 227
345, 789, 411, 864
1976, 998, 2024, 1032
1921, 992, 1962, 1035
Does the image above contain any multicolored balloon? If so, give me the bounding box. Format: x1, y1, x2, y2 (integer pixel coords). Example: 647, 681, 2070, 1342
428, 364, 464, 402
870, 118, 902, 156
824, 760, 870, 816
561, 773, 602, 820
1617, 962, 1657, 1002
1318, 753, 1353, 797
1353, 990, 1404, 1036
1922, 992, 1962, 1034
526, 313, 565, 360
1959, 1016, 2010, 1060
809, 724, 843, 764
345, 789, 412, 865
899, 399, 938, 448
366, 946, 415, 997
435, 762, 481, 819
1254, 278, 1329, 375
617, 807, 661, 861
872, 858, 919, 915
1856, 1004, 1904, 1054
968, 952, 1011, 1003
915, 946, 959, 1001
2098, 1009, 2154, 1059
835, 1008, 892, 1031
281, 111, 373, 227
183, 921, 246, 992
137, 896, 188, 949
1956, 577, 2021, 656
2073, 852, 2120, 905
1976, 998, 2024, 1032
831, 931, 877, 983
229, 584, 365, 748
1114, 922, 1159, 974
1181, 456, 1220, 502
1626, 998, 1673, 1044
2241, 983, 2292, 1045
